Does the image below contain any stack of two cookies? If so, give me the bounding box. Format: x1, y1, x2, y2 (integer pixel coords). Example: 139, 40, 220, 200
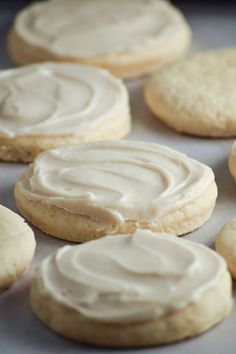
0, 0, 233, 348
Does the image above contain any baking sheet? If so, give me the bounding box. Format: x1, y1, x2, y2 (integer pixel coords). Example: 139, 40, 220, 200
1, 4, 236, 354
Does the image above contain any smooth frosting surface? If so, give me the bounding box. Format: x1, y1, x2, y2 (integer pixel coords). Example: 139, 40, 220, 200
15, 0, 188, 57
0, 63, 128, 138
18, 140, 215, 226
38, 229, 225, 323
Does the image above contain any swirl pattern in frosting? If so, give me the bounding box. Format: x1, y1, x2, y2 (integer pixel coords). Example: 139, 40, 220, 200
0, 63, 128, 137
38, 229, 225, 323
14, 0, 189, 57
18, 140, 215, 226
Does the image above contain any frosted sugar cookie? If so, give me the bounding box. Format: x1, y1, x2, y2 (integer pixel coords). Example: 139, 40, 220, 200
31, 229, 232, 347
8, 0, 191, 79
0, 62, 130, 162
145, 49, 236, 137
215, 218, 236, 279
15, 140, 217, 242
0, 204, 36, 291
228, 142, 236, 181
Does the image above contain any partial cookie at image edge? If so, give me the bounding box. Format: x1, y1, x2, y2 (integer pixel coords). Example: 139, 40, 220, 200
8, 0, 191, 79
0, 62, 131, 162
0, 204, 36, 291
145, 48, 236, 137
215, 218, 236, 279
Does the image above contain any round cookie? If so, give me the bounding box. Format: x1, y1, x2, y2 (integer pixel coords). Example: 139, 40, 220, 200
0, 62, 130, 162
31, 229, 232, 347
145, 48, 236, 137
15, 140, 218, 242
8, 0, 191, 79
0, 204, 36, 291
215, 218, 236, 279
228, 142, 236, 182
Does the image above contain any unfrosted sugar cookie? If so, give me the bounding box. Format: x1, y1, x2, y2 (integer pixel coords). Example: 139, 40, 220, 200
8, 0, 191, 79
145, 49, 236, 137
15, 140, 217, 242
31, 229, 232, 347
0, 63, 130, 162
215, 218, 236, 279
228, 142, 236, 181
0, 204, 36, 291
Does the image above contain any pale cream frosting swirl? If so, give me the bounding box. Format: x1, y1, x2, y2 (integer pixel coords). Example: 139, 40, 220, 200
0, 63, 128, 137
14, 0, 189, 57
18, 140, 215, 226
38, 229, 225, 323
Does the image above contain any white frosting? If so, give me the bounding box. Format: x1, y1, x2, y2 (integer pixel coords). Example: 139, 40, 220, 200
0, 63, 128, 138
38, 229, 225, 323
15, 0, 188, 57
18, 140, 215, 226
